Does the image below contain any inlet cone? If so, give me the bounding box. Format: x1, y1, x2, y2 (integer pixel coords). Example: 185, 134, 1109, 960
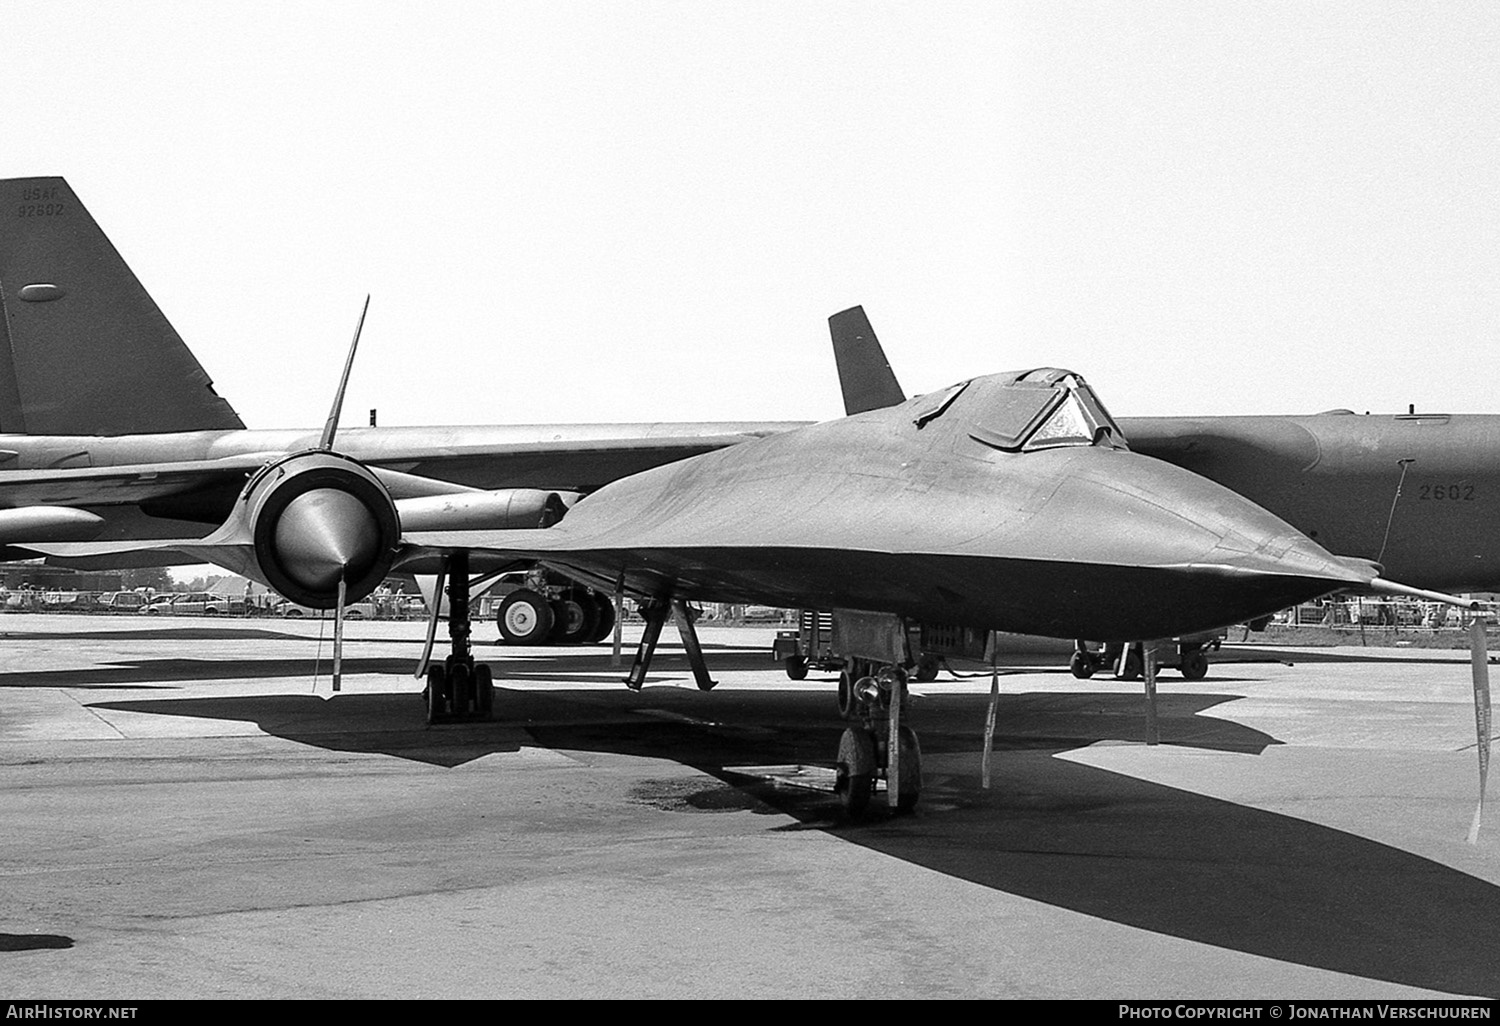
273, 489, 379, 592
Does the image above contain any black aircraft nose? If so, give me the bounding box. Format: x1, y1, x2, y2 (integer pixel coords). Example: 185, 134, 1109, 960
1004, 449, 1374, 638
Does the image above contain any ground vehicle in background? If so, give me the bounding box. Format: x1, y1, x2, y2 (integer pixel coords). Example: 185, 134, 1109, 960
142, 593, 176, 614
144, 591, 240, 616
774, 610, 942, 684
97, 591, 147, 613
1068, 631, 1227, 681
272, 598, 378, 619
774, 610, 850, 680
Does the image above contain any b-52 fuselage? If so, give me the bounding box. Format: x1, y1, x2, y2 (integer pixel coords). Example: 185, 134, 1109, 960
1126, 412, 1500, 592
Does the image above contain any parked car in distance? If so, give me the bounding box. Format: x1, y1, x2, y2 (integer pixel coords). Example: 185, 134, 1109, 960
272, 598, 377, 619
98, 591, 148, 613
145, 592, 240, 616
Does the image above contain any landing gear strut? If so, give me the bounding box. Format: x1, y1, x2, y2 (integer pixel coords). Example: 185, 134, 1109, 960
423, 549, 494, 724
834, 663, 921, 816
624, 597, 718, 691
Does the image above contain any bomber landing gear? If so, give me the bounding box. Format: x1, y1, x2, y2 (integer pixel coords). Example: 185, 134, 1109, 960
423, 550, 495, 724
547, 587, 599, 644
497, 588, 552, 644
834, 664, 922, 817
496, 572, 617, 646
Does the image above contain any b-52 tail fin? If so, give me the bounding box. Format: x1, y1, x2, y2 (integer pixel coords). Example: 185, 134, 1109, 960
0, 177, 243, 435
828, 305, 906, 415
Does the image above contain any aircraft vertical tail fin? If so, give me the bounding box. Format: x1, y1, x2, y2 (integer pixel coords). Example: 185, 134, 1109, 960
0, 177, 244, 435
828, 306, 906, 415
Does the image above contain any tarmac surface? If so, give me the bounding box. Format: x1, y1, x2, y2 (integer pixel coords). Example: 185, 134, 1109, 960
0, 614, 1496, 999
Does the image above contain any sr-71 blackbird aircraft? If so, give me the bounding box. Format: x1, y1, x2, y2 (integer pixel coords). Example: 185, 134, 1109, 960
2, 177, 1488, 829
832, 307, 1500, 595
829, 306, 1500, 681
393, 358, 1487, 824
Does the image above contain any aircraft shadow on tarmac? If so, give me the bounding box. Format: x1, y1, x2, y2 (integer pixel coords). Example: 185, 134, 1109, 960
0, 627, 315, 643
0, 641, 798, 691
1219, 644, 1486, 667
0, 657, 415, 689
89, 680, 1500, 998
0, 933, 73, 952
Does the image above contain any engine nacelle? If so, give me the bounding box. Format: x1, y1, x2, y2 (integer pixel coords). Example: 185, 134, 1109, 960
239, 450, 400, 608
395, 488, 574, 532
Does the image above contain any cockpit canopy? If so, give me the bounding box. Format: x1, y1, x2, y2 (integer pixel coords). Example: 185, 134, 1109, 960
910, 368, 1126, 452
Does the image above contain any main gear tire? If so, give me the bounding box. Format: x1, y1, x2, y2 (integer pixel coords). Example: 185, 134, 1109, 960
587, 592, 616, 642
497, 589, 554, 644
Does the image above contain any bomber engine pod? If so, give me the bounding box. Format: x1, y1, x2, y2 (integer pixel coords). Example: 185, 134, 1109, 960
240, 450, 400, 608
395, 488, 573, 532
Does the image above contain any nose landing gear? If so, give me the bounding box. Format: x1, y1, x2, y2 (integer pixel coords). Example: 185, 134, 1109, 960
834, 664, 922, 816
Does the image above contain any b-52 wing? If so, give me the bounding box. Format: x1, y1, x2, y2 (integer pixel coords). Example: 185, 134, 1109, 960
0, 177, 805, 553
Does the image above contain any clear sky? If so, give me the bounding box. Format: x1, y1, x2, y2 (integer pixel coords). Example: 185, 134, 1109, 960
4, 1, 1497, 427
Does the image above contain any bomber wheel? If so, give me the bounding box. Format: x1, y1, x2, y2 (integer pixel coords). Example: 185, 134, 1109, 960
587, 592, 616, 643
497, 589, 554, 644
474, 663, 494, 717
425, 666, 447, 725
835, 728, 876, 817
1180, 649, 1209, 681
1069, 651, 1096, 679
1118, 646, 1143, 682
784, 655, 809, 681
549, 589, 598, 644
914, 654, 940, 683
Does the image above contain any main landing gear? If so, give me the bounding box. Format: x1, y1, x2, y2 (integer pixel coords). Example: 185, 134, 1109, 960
496, 574, 616, 646
423, 550, 494, 724
834, 663, 922, 816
